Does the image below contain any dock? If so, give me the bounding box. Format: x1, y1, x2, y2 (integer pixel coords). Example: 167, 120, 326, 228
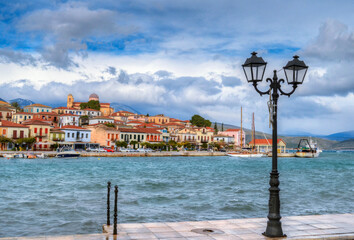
2, 213, 352, 239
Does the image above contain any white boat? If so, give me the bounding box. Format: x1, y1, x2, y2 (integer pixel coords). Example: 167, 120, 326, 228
295, 138, 321, 158
56, 147, 81, 158
36, 153, 48, 159
3, 154, 14, 158
227, 152, 265, 158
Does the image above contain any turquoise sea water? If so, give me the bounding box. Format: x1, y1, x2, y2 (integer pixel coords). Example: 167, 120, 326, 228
0, 152, 353, 237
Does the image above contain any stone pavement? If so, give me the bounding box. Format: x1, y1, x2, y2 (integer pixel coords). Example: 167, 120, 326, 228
1, 213, 353, 240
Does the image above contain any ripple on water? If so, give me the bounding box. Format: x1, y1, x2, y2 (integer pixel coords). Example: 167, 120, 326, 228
0, 153, 353, 238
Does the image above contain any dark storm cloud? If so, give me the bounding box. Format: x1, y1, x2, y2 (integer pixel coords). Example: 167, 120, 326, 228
0, 49, 38, 66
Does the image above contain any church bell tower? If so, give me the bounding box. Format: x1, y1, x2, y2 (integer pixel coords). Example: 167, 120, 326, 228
67, 94, 74, 108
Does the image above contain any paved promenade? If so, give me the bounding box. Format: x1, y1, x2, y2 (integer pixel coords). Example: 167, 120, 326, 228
2, 213, 353, 239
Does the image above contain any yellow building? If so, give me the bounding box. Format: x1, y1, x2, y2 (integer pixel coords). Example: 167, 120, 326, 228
67, 93, 114, 116
22, 119, 52, 149
148, 114, 170, 124
195, 127, 214, 144
12, 112, 34, 124
0, 120, 29, 150
248, 139, 287, 153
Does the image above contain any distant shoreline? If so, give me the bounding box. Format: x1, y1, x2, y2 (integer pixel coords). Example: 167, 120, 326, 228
0, 151, 227, 158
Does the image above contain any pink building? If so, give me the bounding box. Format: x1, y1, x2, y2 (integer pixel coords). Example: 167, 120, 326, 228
218, 129, 246, 147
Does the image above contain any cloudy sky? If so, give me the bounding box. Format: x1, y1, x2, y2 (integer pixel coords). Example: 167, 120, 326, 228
0, 0, 353, 135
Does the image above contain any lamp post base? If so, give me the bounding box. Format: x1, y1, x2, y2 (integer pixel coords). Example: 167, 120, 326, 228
263, 221, 286, 238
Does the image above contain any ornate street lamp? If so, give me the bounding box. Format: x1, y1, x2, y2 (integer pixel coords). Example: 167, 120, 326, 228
242, 52, 308, 237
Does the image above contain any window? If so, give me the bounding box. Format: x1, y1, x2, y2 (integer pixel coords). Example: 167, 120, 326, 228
67, 133, 70, 137
3, 129, 6, 135
108, 134, 110, 139
34, 128, 37, 133
45, 128, 48, 134
134, 135, 136, 139
72, 133, 74, 138
81, 133, 83, 138
142, 135, 144, 140
121, 134, 123, 139
86, 133, 88, 138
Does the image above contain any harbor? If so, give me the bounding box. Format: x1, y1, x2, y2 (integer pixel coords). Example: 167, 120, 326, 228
1, 153, 353, 238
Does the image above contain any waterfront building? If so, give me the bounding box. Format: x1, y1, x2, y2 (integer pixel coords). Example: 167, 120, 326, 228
12, 112, 34, 124
176, 128, 197, 143
88, 116, 114, 125
85, 124, 120, 148
119, 128, 147, 144
248, 139, 287, 153
49, 128, 65, 143
60, 125, 91, 143
195, 127, 214, 145
0, 120, 29, 150
0, 106, 16, 121
67, 93, 114, 116
219, 129, 246, 147
213, 134, 235, 144
22, 119, 52, 149
24, 103, 52, 113
148, 114, 170, 124
33, 112, 59, 127
58, 114, 80, 127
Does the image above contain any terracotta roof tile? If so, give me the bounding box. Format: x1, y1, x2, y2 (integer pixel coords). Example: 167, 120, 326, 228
22, 119, 51, 126
248, 139, 285, 145
0, 120, 28, 128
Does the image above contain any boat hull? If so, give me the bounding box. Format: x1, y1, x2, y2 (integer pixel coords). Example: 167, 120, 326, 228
56, 153, 81, 158
295, 152, 320, 158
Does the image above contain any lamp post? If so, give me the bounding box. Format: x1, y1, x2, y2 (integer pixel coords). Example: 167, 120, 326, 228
242, 52, 308, 237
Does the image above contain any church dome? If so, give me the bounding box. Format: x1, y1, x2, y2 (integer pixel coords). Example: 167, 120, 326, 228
89, 93, 99, 101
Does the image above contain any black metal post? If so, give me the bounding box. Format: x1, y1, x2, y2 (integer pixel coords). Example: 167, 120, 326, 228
113, 185, 118, 235
107, 181, 111, 226
263, 71, 285, 237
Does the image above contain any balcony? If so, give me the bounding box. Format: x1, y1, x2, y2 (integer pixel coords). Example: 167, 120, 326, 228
52, 138, 64, 142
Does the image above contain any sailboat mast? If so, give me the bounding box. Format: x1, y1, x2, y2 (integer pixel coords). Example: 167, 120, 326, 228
240, 106, 243, 148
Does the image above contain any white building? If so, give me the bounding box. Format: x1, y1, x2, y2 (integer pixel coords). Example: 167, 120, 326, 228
213, 135, 235, 144
89, 116, 114, 125
61, 125, 91, 142
59, 114, 80, 127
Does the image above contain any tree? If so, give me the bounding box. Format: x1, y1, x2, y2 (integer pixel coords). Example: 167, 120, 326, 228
105, 123, 115, 128
80, 100, 100, 110
116, 141, 128, 148
214, 122, 218, 134
130, 140, 138, 149
190, 115, 212, 127
11, 102, 23, 112
15, 137, 36, 150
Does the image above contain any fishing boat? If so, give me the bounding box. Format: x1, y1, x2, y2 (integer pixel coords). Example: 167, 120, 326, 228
56, 147, 81, 158
295, 138, 321, 158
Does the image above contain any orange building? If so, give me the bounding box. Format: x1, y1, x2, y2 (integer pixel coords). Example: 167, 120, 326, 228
67, 93, 114, 116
